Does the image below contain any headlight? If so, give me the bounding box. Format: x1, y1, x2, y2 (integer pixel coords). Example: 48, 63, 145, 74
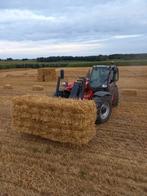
61, 81, 67, 87
102, 84, 107, 88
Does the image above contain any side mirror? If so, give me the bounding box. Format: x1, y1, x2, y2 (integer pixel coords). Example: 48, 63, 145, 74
86, 69, 91, 78
60, 69, 64, 79
111, 68, 119, 82
114, 68, 119, 81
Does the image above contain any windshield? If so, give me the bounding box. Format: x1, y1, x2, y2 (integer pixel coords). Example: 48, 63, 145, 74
90, 67, 109, 88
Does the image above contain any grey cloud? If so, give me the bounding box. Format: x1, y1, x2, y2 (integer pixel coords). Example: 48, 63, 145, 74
0, 0, 147, 57
99, 35, 147, 54
0, 0, 112, 10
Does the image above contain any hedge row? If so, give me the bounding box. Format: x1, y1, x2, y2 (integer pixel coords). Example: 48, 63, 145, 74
0, 59, 147, 69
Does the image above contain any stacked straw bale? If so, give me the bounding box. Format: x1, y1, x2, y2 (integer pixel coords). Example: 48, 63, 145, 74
38, 68, 56, 82
12, 95, 96, 145
32, 85, 44, 91
37, 68, 44, 81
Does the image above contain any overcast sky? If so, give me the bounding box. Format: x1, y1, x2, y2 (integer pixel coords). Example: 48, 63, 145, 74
0, 0, 147, 58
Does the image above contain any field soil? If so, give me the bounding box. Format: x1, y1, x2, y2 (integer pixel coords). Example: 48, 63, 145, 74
0, 66, 147, 196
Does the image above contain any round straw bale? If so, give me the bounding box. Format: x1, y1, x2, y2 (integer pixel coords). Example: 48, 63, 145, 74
122, 90, 137, 96
32, 85, 44, 91
3, 84, 13, 89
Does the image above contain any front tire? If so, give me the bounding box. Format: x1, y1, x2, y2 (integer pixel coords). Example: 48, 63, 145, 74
63, 90, 70, 98
93, 96, 112, 124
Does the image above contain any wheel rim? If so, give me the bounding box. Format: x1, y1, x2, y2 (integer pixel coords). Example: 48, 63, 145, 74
100, 103, 110, 120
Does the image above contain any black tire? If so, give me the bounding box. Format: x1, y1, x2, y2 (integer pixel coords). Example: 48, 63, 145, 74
93, 96, 112, 124
63, 90, 70, 98
112, 86, 119, 107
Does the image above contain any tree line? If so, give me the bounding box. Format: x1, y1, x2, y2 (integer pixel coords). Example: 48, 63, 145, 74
36, 54, 147, 62
0, 53, 147, 62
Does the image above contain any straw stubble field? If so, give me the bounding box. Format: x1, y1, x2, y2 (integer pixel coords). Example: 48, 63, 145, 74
0, 66, 147, 196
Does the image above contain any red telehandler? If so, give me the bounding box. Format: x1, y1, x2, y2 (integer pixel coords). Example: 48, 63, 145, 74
55, 65, 119, 123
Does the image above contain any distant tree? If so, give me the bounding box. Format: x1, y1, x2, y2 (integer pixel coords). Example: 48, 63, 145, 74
7, 58, 13, 61
36, 54, 147, 62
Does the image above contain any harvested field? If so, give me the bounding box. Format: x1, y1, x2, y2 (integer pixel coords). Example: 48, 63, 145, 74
0, 66, 147, 196
121, 89, 137, 96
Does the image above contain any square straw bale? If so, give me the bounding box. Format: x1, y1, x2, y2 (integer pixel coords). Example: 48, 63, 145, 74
37, 68, 56, 82
12, 95, 97, 145
37, 68, 44, 81
44, 68, 57, 81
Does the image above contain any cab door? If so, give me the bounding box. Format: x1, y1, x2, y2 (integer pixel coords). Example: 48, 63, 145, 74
108, 68, 119, 105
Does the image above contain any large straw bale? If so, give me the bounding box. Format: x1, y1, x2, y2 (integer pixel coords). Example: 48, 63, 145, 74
32, 85, 44, 91
37, 69, 44, 82
44, 68, 56, 81
37, 68, 56, 82
122, 90, 137, 96
12, 95, 96, 145
3, 84, 13, 89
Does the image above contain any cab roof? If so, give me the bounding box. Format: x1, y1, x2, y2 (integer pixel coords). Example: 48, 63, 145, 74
92, 65, 117, 69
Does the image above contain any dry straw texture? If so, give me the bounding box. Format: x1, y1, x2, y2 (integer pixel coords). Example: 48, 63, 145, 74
122, 90, 137, 96
3, 84, 13, 89
12, 95, 96, 144
32, 85, 44, 91
38, 68, 56, 82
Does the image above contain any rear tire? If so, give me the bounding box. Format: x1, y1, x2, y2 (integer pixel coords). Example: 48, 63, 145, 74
93, 96, 112, 124
112, 86, 119, 107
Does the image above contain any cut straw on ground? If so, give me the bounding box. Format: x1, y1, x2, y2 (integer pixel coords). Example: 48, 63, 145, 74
32, 85, 44, 91
122, 90, 137, 96
3, 84, 13, 89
